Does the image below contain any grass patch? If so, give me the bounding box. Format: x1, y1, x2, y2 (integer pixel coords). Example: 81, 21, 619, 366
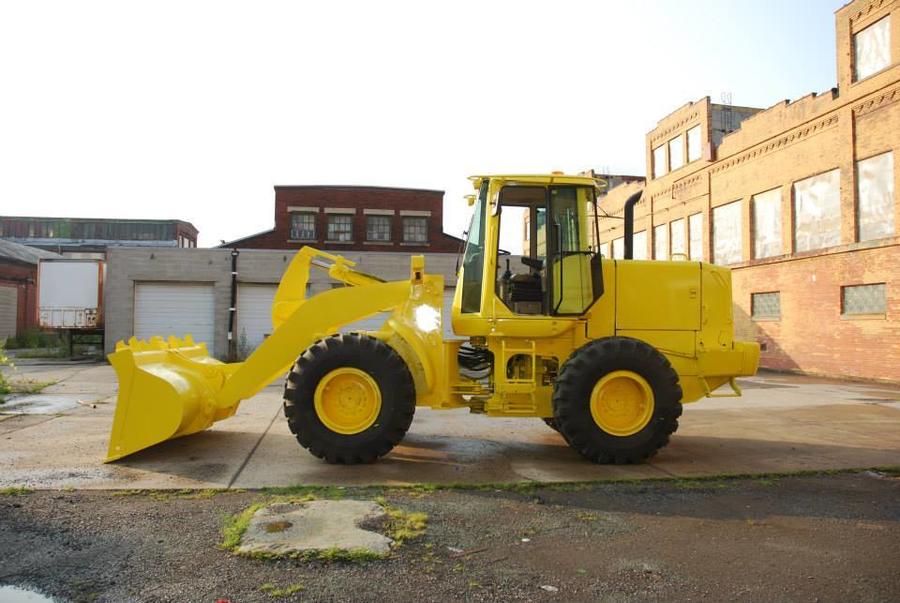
221, 502, 266, 551
0, 486, 33, 496
110, 488, 232, 501
9, 379, 57, 394
375, 497, 428, 544
259, 582, 304, 598
260, 484, 347, 499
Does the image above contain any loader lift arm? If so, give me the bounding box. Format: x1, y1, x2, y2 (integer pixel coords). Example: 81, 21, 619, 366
106, 247, 421, 462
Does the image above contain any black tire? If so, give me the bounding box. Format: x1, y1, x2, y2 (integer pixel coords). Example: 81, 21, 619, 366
283, 333, 415, 464
542, 418, 560, 432
553, 337, 682, 464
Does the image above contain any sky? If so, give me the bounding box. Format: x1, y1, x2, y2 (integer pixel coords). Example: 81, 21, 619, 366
0, 0, 847, 248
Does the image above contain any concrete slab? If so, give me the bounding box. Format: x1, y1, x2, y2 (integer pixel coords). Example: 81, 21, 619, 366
0, 363, 898, 489
236, 501, 392, 556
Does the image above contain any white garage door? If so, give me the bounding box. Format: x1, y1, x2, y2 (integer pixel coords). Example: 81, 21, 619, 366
134, 283, 216, 355
0, 285, 17, 340
236, 283, 277, 355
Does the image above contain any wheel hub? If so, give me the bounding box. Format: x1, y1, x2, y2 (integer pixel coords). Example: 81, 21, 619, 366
314, 368, 382, 435
589, 370, 655, 436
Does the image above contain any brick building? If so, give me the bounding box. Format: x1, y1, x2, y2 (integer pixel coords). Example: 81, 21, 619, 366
598, 0, 899, 382
219, 185, 462, 253
0, 240, 60, 339
0, 217, 198, 258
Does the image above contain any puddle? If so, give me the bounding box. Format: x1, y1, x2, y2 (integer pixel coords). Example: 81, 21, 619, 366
0, 394, 82, 415
0, 585, 57, 602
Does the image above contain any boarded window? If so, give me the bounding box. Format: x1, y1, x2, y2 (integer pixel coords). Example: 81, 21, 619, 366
670, 218, 686, 258
326, 214, 353, 241
713, 201, 742, 265
842, 283, 886, 315
751, 292, 781, 319
794, 169, 841, 253
654, 223, 668, 260
752, 188, 782, 259
686, 125, 702, 162
857, 151, 894, 242
612, 237, 624, 259
854, 16, 891, 81
366, 215, 391, 242
632, 230, 648, 260
653, 145, 667, 179
689, 212, 704, 261
402, 216, 428, 243
290, 213, 316, 240
668, 135, 684, 171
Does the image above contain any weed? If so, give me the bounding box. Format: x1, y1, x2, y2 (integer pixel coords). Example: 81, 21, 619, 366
9, 379, 57, 394
0, 486, 33, 496
259, 582, 304, 598
261, 484, 346, 499
379, 502, 428, 544
221, 502, 266, 551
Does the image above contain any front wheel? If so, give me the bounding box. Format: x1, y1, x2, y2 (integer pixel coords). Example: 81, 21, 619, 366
553, 337, 683, 464
283, 333, 416, 464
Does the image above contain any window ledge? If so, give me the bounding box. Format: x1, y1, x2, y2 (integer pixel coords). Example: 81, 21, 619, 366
288, 238, 317, 243
841, 313, 886, 320
400, 241, 429, 246
751, 317, 781, 322
325, 240, 355, 244
364, 240, 393, 246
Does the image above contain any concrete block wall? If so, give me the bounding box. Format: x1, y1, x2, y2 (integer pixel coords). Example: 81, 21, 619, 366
104, 247, 459, 357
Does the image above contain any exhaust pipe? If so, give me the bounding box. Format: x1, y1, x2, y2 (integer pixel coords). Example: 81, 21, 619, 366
623, 191, 642, 260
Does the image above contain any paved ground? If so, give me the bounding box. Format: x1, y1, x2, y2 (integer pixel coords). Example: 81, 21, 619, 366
1, 361, 899, 489
1, 472, 898, 602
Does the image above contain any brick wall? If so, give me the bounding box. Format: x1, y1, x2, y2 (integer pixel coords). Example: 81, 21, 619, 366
227, 186, 462, 253
597, 0, 900, 382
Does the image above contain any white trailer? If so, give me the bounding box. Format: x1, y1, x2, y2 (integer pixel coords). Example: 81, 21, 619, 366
38, 259, 104, 330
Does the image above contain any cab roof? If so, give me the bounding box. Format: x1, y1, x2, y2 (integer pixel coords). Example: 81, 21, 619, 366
468, 173, 601, 190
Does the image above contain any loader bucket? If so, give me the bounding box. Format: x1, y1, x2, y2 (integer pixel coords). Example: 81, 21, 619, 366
105, 335, 241, 462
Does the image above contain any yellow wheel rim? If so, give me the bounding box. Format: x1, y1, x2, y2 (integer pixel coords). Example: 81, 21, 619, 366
314, 368, 382, 435
589, 370, 655, 436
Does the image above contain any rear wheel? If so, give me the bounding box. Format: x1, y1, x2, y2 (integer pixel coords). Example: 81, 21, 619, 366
553, 337, 682, 464
283, 333, 415, 464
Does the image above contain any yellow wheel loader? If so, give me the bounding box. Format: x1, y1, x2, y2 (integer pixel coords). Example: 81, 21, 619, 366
107, 174, 759, 464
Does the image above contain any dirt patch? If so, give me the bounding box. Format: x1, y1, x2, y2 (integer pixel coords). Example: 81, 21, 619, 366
1, 473, 898, 602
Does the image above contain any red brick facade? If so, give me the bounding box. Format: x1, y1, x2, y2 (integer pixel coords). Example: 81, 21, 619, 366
223, 186, 463, 253
598, 0, 900, 382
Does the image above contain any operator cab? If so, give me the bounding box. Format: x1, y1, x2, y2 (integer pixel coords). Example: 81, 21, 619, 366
456, 175, 604, 328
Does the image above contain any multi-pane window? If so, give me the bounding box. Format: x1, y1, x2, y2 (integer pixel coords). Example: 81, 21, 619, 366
670, 218, 686, 258
654, 223, 668, 260
842, 283, 886, 316
794, 169, 841, 253
633, 230, 648, 260
854, 16, 891, 81
857, 151, 894, 242
326, 214, 353, 242
713, 201, 742, 265
689, 212, 704, 261
752, 188, 782, 259
668, 135, 684, 171
686, 125, 702, 163
751, 292, 781, 320
402, 216, 428, 243
290, 212, 316, 240
653, 145, 667, 179
612, 237, 624, 260
366, 215, 391, 242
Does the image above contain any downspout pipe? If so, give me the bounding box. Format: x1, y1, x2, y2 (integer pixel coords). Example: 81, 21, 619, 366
228, 248, 239, 361
622, 191, 643, 260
